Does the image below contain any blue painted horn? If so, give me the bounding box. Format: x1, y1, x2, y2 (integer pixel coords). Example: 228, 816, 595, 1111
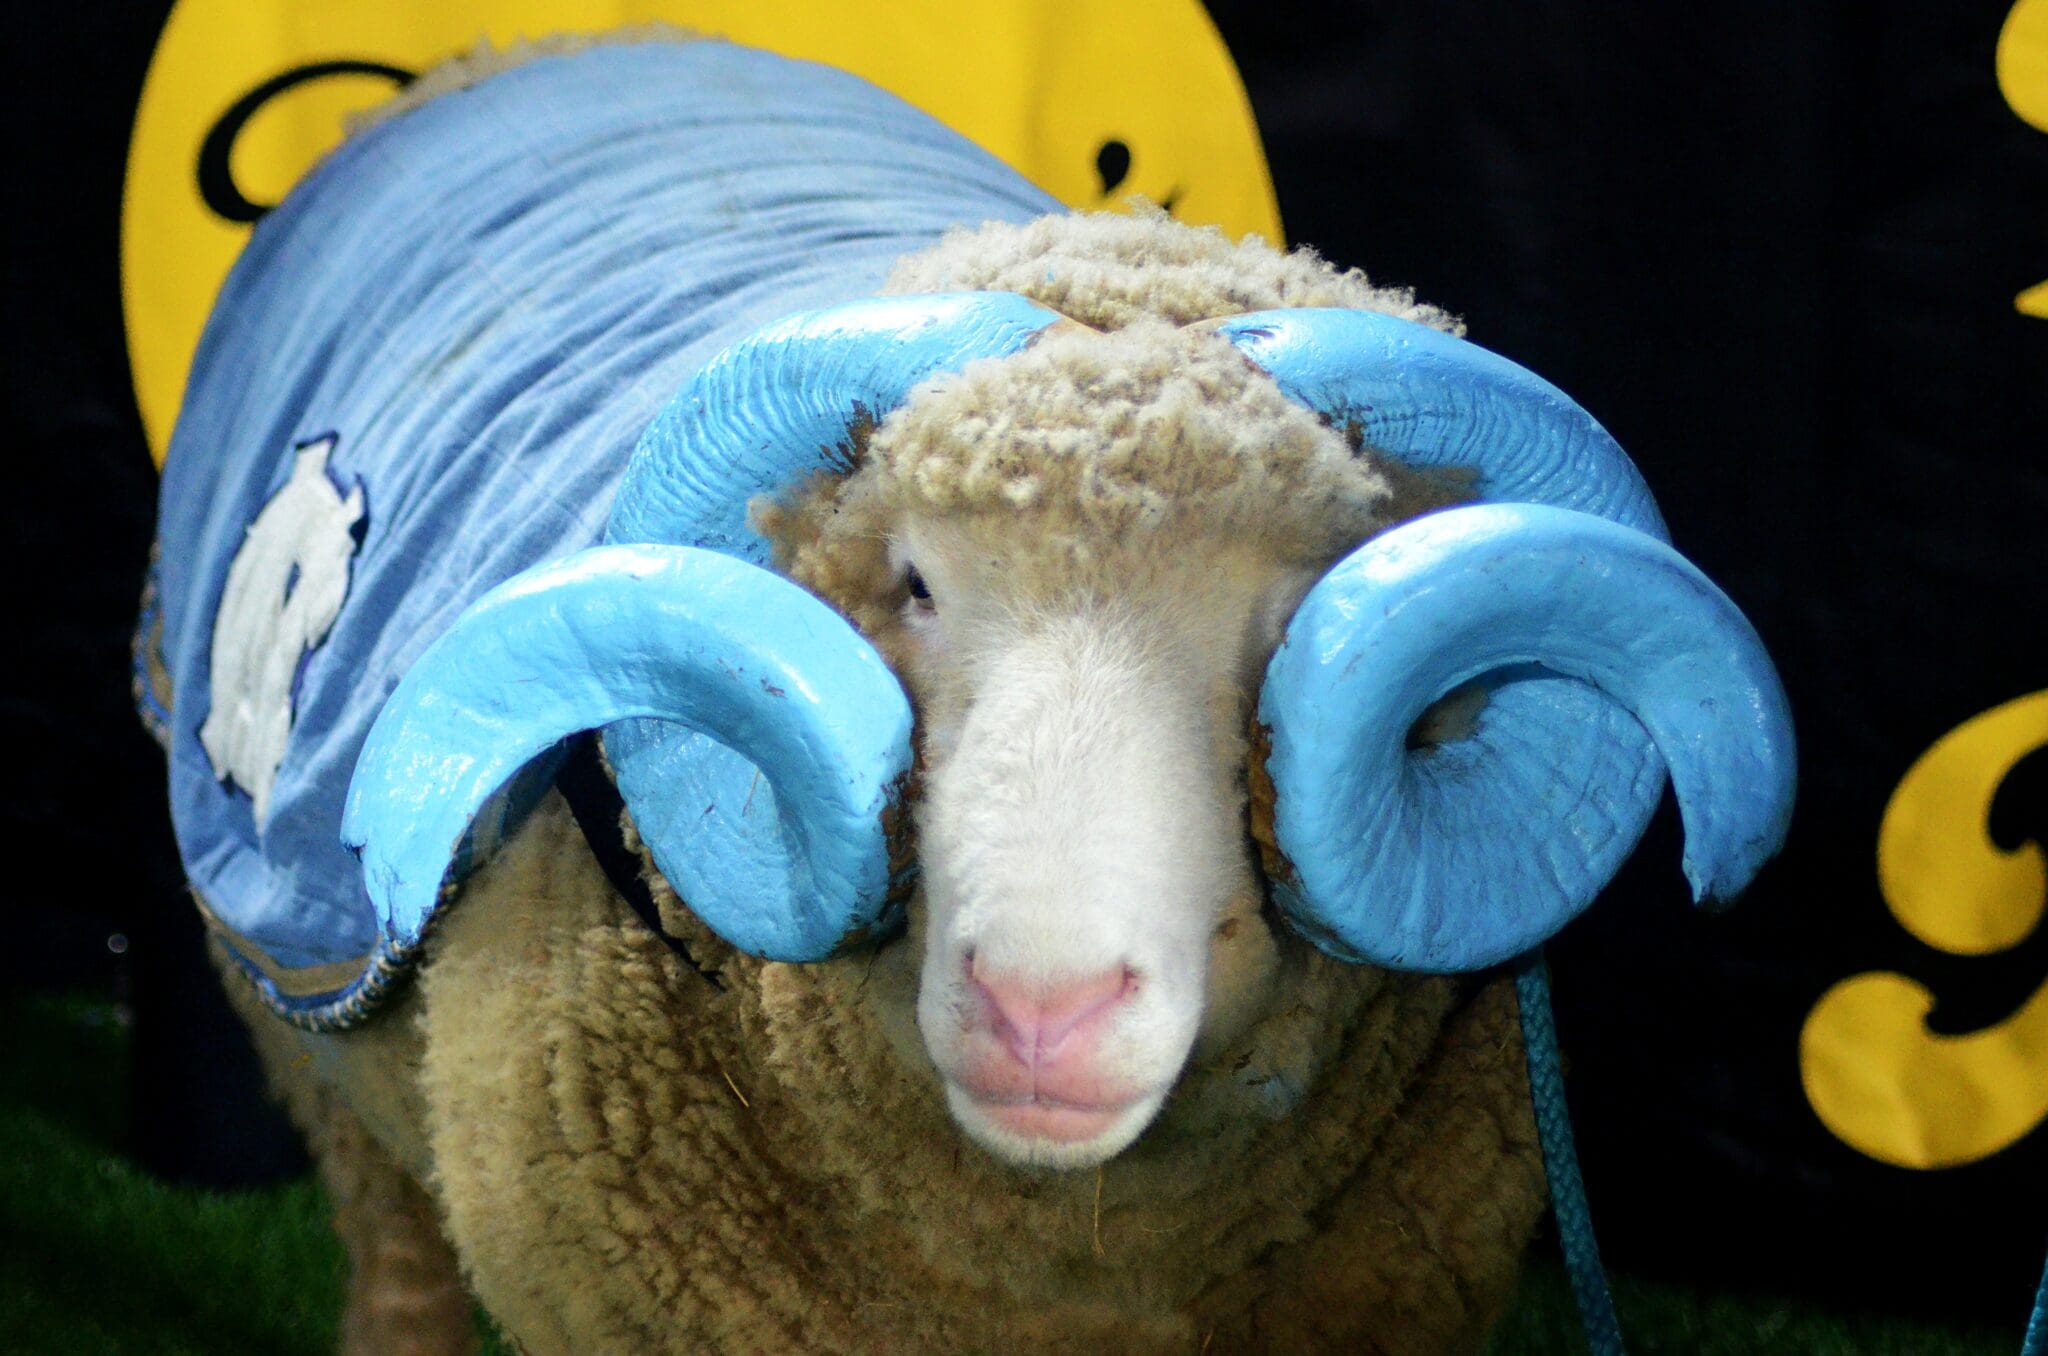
1219, 310, 1795, 972
345, 292, 1065, 963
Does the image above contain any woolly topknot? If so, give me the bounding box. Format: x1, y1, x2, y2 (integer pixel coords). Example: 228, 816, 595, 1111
883, 207, 1463, 334
859, 320, 1388, 561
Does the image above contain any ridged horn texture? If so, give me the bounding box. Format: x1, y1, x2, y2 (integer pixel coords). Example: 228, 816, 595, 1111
1228, 311, 1795, 972
609, 292, 1066, 561
346, 292, 1063, 963
1217, 309, 1669, 538
342, 545, 917, 963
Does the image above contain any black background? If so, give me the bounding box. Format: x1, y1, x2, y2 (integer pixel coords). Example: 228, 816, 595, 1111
7, 0, 2047, 1328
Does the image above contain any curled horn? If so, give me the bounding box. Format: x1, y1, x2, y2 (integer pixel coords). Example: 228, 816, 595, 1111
346, 293, 1065, 962
1216, 309, 1668, 537
608, 292, 1066, 560
343, 547, 914, 962
1222, 310, 1794, 972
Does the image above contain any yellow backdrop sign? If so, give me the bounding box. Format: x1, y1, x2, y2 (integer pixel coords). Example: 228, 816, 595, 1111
1801, 10, 2048, 1171
1803, 690, 2048, 1169
123, 1, 1283, 463
2000, 0, 2048, 317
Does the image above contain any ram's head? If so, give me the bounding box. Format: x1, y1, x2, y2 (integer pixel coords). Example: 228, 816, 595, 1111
345, 283, 1793, 1169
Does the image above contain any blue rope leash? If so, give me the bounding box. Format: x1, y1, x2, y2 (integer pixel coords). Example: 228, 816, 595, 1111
1516, 951, 1625, 1356
2022, 1235, 2048, 1356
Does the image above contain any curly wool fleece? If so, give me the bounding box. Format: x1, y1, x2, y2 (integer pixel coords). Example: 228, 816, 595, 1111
883, 207, 1463, 334
865, 321, 1385, 557
872, 209, 1462, 555
403, 793, 1543, 1355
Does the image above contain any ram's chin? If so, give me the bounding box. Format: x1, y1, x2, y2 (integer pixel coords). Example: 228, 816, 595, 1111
945, 1083, 1167, 1169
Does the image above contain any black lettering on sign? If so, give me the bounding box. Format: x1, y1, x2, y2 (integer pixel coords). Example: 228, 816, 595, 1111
1094, 137, 1182, 216
1095, 139, 1132, 194
197, 61, 416, 225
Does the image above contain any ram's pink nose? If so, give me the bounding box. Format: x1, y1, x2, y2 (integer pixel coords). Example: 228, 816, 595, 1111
970, 959, 1136, 1069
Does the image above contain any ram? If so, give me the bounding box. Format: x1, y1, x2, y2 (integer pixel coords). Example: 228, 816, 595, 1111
138, 33, 1794, 1355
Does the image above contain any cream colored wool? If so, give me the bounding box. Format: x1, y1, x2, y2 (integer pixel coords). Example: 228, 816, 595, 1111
869, 210, 1466, 572
396, 793, 1543, 1355
876, 322, 1384, 551
222, 956, 472, 1356
230, 48, 1548, 1353
883, 206, 1464, 336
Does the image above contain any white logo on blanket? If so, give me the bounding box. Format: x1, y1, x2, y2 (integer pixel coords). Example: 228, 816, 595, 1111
200, 435, 364, 824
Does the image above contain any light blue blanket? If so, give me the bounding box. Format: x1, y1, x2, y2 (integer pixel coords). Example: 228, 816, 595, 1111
142, 40, 1056, 1021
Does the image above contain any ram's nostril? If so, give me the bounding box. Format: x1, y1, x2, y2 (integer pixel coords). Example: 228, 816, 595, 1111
970, 961, 1135, 1067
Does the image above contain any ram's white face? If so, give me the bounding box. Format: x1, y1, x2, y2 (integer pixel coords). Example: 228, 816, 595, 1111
889, 519, 1319, 1168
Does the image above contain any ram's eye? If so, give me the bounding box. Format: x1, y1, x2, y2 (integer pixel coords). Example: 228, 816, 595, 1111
906, 566, 933, 607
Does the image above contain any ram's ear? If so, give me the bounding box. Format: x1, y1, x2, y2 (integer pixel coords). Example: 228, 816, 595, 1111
1256, 504, 1795, 973
344, 544, 916, 965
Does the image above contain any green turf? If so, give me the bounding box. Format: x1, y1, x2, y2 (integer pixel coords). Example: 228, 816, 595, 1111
1, 994, 348, 1355
0, 990, 2022, 1354
1484, 1259, 2015, 1356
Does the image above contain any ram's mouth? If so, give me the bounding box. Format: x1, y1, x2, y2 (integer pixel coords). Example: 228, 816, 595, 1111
964, 1090, 1134, 1142
944, 1081, 1167, 1167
